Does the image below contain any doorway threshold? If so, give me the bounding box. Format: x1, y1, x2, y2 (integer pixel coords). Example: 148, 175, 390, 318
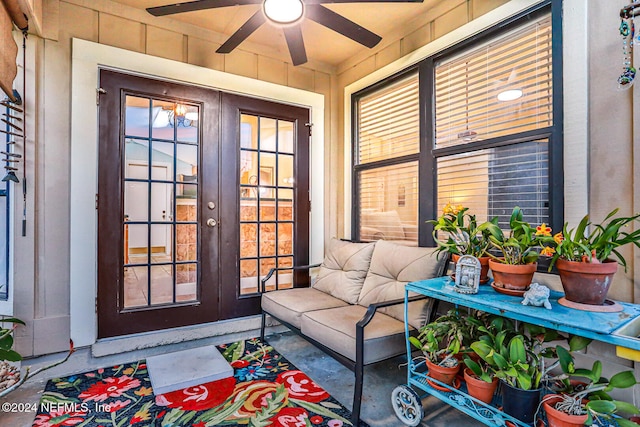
91, 315, 285, 357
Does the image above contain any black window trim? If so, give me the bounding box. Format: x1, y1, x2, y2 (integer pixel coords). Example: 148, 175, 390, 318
352, 0, 564, 267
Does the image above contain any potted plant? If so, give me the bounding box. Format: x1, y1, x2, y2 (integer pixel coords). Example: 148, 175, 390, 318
481, 206, 556, 293
542, 355, 640, 427
469, 319, 588, 424
428, 203, 495, 283
548, 208, 640, 305
463, 356, 498, 404
409, 309, 484, 388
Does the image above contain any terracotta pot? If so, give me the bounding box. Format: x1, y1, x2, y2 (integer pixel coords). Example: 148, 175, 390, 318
488, 260, 537, 290
556, 258, 618, 305
542, 394, 588, 427
463, 368, 498, 404
425, 358, 460, 386
452, 254, 491, 284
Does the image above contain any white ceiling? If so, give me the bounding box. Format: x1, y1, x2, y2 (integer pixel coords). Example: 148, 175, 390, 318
111, 0, 444, 66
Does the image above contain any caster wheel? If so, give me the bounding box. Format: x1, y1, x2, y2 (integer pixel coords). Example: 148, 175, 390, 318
391, 385, 424, 427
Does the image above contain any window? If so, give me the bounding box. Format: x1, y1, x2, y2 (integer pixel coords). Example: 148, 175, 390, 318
432, 13, 557, 231
351, 2, 562, 251
353, 71, 420, 245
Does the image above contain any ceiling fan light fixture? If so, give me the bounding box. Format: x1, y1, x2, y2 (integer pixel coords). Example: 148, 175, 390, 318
497, 88, 523, 102
263, 0, 304, 24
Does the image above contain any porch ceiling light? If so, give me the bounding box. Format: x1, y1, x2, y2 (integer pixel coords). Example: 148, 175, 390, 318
263, 0, 304, 24
497, 68, 523, 102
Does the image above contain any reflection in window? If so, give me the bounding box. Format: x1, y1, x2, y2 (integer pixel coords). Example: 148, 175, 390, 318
239, 114, 295, 294
123, 94, 200, 309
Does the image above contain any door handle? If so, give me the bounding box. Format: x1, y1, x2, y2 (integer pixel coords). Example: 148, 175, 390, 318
206, 218, 217, 228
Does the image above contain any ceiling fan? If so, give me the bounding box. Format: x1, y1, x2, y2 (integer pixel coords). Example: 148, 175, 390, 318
147, 0, 424, 66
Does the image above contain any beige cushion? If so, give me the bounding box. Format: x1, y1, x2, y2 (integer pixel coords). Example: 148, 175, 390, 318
312, 239, 375, 304
358, 242, 442, 328
301, 305, 410, 364
261, 288, 348, 329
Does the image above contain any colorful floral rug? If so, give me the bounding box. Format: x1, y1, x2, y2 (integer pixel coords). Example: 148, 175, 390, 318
32, 338, 367, 427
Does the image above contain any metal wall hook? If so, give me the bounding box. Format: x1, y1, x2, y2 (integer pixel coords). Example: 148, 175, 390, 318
2, 171, 19, 183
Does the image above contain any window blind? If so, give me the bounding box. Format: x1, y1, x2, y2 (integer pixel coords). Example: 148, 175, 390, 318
358, 161, 419, 244
357, 73, 419, 164
434, 15, 552, 148
437, 140, 549, 228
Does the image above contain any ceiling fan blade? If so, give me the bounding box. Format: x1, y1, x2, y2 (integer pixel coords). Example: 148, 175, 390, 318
305, 4, 381, 48
147, 0, 262, 17
283, 26, 308, 66
216, 10, 266, 54
307, 0, 422, 3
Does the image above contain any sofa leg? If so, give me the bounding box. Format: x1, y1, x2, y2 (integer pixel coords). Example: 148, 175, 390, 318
260, 312, 266, 341
352, 359, 363, 426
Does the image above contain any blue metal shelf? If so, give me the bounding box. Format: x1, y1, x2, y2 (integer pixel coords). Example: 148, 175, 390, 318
406, 277, 640, 351
396, 276, 640, 426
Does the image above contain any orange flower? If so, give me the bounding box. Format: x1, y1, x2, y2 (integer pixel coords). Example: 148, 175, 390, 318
540, 246, 555, 257
134, 386, 153, 397
455, 204, 465, 214
535, 223, 552, 236
443, 203, 454, 215
553, 232, 564, 244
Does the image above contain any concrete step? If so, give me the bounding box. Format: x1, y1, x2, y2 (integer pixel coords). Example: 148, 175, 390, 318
146, 345, 233, 395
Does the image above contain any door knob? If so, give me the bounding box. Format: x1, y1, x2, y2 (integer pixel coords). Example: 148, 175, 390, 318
206, 218, 217, 227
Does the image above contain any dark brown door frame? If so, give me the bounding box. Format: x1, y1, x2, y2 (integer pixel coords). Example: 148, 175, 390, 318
219, 93, 310, 320
97, 69, 220, 338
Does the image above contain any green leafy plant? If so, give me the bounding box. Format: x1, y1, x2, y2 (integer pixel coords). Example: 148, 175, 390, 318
0, 317, 25, 362
428, 204, 496, 258
549, 208, 640, 271
542, 353, 640, 426
481, 206, 556, 265
409, 309, 485, 367
469, 317, 590, 391
0, 316, 75, 398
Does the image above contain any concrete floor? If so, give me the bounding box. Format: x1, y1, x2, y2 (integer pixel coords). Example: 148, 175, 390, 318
0, 330, 483, 427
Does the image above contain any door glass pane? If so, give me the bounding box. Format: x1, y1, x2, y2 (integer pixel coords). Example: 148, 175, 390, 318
278, 121, 294, 153
239, 114, 297, 295
124, 266, 149, 307
177, 104, 199, 143
152, 100, 175, 140
150, 224, 173, 263
260, 223, 276, 256
176, 263, 197, 301
278, 154, 294, 187
240, 223, 257, 258
152, 141, 175, 180
125, 96, 150, 138
177, 144, 198, 182
125, 224, 149, 264
150, 264, 173, 305
123, 94, 200, 309
125, 140, 149, 178
260, 118, 277, 151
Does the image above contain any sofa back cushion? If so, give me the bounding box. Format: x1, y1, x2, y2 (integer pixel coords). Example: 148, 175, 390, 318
312, 239, 376, 304
358, 241, 444, 328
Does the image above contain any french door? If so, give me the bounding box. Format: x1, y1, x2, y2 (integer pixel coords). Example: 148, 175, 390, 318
97, 70, 309, 338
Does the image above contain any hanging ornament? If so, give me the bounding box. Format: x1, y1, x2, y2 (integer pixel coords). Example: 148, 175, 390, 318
619, 16, 636, 89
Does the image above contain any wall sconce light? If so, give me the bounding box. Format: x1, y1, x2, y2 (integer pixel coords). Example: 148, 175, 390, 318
263, 0, 304, 24
497, 68, 523, 102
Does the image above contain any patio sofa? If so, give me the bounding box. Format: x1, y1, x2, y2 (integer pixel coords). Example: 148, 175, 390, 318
259, 239, 448, 426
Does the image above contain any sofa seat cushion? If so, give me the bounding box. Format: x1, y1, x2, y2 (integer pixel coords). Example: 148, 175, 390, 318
312, 239, 376, 304
262, 288, 348, 329
300, 305, 411, 365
